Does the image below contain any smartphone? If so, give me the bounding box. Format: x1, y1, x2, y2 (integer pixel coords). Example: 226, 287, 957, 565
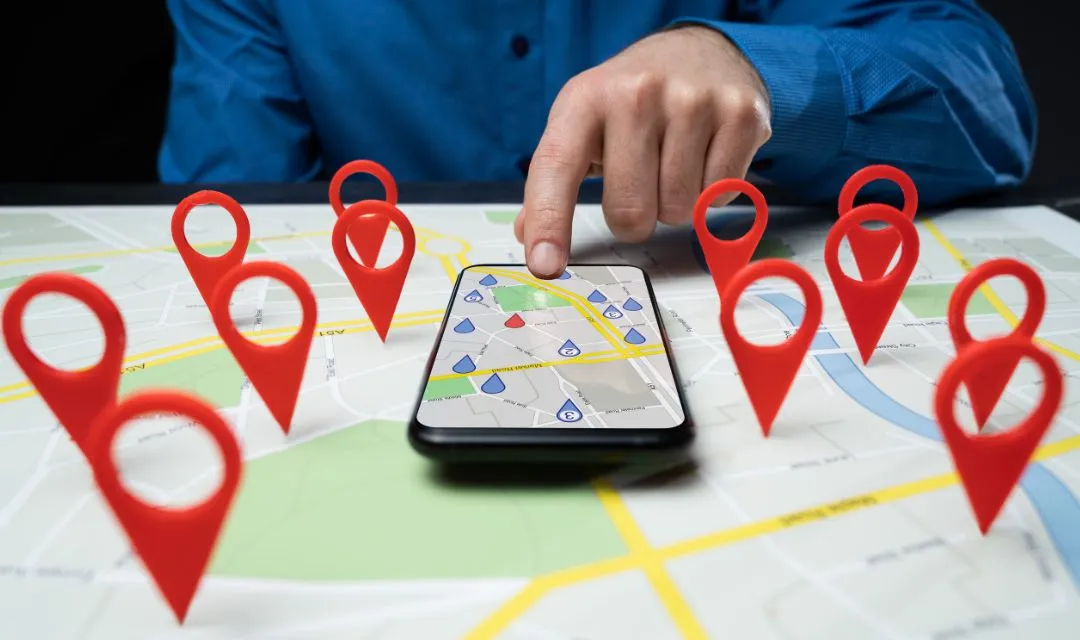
408, 263, 694, 463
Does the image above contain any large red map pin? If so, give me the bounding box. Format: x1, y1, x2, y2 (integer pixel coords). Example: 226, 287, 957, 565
837, 165, 918, 282
172, 191, 251, 313
693, 178, 768, 305
948, 258, 1046, 430
825, 203, 920, 365
720, 258, 823, 436
934, 336, 1062, 534
329, 159, 400, 268
209, 262, 318, 434
332, 200, 415, 342
2, 272, 124, 458
87, 389, 242, 623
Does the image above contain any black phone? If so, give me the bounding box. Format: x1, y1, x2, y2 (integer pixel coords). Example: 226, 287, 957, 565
408, 263, 694, 464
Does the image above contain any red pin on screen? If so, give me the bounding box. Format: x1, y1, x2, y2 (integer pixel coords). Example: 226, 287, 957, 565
329, 159, 400, 268
934, 336, 1062, 534
332, 199, 416, 342
87, 389, 242, 623
209, 262, 317, 434
825, 203, 919, 365
2, 272, 125, 458
693, 178, 768, 306
172, 191, 251, 313
837, 165, 918, 282
720, 258, 823, 436
948, 258, 1046, 430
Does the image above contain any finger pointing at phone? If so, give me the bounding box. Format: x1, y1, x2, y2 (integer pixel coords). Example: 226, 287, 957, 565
514, 24, 772, 279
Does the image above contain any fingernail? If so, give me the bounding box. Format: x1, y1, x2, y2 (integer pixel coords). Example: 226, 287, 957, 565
530, 241, 565, 276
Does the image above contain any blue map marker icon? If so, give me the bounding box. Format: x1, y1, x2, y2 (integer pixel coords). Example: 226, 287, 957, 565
464, 289, 483, 303
557, 399, 583, 423
558, 339, 581, 357
453, 318, 475, 333
602, 305, 623, 319
557, 270, 572, 280
624, 328, 646, 345
479, 274, 497, 286
481, 373, 506, 394
622, 298, 643, 311
588, 289, 608, 303
452, 355, 476, 374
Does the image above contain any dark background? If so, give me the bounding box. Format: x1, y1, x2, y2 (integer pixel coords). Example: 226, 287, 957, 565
2, 2, 1075, 192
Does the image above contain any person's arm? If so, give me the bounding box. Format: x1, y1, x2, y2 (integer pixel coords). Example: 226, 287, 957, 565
158, 0, 321, 183
674, 0, 1037, 206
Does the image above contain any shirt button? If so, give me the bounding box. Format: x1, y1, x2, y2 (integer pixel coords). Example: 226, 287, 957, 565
510, 35, 529, 58
517, 155, 531, 176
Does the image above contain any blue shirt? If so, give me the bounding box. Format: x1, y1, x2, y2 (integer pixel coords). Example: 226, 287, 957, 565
159, 0, 1036, 207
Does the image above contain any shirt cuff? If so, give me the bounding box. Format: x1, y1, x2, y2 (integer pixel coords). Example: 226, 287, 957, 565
668, 18, 848, 179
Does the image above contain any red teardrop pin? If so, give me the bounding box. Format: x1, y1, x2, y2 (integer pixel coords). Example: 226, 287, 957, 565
720, 258, 823, 436
87, 389, 242, 623
693, 178, 768, 306
332, 200, 416, 342
934, 336, 1062, 534
329, 159, 400, 268
837, 165, 918, 282
2, 272, 125, 458
825, 203, 920, 365
947, 258, 1046, 430
171, 191, 251, 313
209, 261, 318, 434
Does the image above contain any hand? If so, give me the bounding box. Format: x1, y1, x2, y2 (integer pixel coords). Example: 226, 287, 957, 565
514, 25, 772, 278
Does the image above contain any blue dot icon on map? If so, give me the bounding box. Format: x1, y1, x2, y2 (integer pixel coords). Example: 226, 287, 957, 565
479, 274, 497, 286
624, 328, 646, 345
464, 289, 483, 303
452, 355, 477, 374
558, 339, 582, 357
587, 289, 608, 303
481, 373, 506, 394
557, 399, 583, 423
602, 305, 623, 319
557, 270, 572, 280
622, 298, 643, 311
453, 318, 475, 333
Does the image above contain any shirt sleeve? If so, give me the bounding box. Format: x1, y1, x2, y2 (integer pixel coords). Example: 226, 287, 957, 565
671, 0, 1037, 207
158, 0, 321, 183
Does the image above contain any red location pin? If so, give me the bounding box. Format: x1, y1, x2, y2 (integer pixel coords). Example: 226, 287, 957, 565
332, 199, 415, 342
172, 191, 251, 313
825, 203, 919, 365
2, 272, 124, 458
948, 258, 1046, 430
837, 165, 918, 282
720, 258, 823, 436
934, 336, 1062, 534
329, 159, 400, 268
693, 178, 768, 305
87, 389, 242, 623
209, 261, 316, 434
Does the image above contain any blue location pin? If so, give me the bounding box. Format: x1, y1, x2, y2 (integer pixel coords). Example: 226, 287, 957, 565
558, 339, 582, 357
602, 305, 623, 319
622, 298, 643, 311
588, 289, 608, 303
624, 328, 646, 345
452, 355, 476, 374
464, 289, 483, 303
557, 270, 572, 280
479, 274, 497, 286
557, 399, 583, 423
481, 373, 506, 394
453, 318, 475, 333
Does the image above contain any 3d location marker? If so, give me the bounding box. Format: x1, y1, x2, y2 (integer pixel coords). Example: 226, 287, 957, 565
693, 178, 768, 306
2, 273, 125, 459
504, 313, 525, 328
88, 389, 242, 623
328, 159, 399, 267
209, 261, 317, 435
558, 339, 581, 357
947, 258, 1046, 429
824, 203, 919, 365
720, 259, 823, 436
837, 164, 919, 282
934, 336, 1063, 534
332, 200, 416, 342
453, 318, 475, 333
557, 398, 583, 422
171, 190, 252, 315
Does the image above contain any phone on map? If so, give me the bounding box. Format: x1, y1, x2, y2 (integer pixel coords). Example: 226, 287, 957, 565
408, 263, 694, 463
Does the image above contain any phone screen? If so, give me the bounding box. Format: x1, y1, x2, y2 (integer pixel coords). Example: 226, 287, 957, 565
415, 264, 686, 430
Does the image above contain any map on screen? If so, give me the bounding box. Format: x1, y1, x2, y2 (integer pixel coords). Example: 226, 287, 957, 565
415, 264, 686, 429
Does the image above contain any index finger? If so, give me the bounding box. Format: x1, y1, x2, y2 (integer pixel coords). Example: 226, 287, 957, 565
521, 86, 603, 279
